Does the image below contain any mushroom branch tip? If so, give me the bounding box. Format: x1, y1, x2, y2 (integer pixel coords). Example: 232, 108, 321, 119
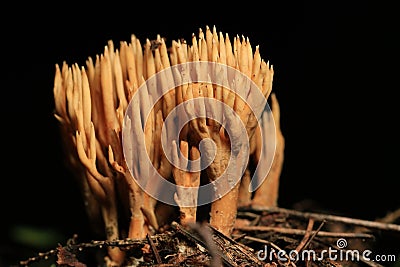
53, 25, 285, 265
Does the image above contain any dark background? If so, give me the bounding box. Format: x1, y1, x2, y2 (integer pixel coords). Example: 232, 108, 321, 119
2, 2, 398, 266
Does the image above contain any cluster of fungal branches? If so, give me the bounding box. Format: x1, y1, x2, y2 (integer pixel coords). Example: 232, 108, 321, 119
53, 25, 285, 266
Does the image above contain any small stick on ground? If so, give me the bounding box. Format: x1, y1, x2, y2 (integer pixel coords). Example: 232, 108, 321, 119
377, 207, 400, 224
147, 233, 162, 264
245, 206, 400, 232
235, 225, 375, 239
295, 218, 315, 253
296, 219, 326, 254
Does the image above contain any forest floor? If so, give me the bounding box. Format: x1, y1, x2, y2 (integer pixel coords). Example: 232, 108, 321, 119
14, 206, 400, 267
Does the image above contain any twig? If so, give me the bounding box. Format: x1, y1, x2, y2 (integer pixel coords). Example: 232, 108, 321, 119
209, 224, 254, 252
208, 224, 266, 265
377, 208, 400, 224
19, 235, 161, 266
242, 206, 400, 232
299, 219, 326, 252
296, 219, 325, 267
237, 211, 261, 220
295, 218, 315, 253
236, 211, 261, 226
147, 233, 162, 264
20, 249, 58, 266
235, 225, 375, 239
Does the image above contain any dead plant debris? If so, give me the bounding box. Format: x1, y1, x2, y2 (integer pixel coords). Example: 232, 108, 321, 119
19, 207, 400, 267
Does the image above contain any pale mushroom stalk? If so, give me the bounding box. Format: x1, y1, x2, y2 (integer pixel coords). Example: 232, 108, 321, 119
106, 39, 162, 239
251, 93, 285, 208
237, 167, 252, 207
108, 146, 146, 240
175, 25, 275, 236
76, 125, 125, 265
54, 62, 124, 265
181, 79, 243, 236
53, 63, 103, 237
172, 140, 201, 226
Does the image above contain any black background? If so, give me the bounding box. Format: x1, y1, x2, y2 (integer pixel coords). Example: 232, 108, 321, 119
2, 2, 399, 266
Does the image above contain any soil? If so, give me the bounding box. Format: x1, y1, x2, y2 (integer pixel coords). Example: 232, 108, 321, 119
16, 206, 400, 267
